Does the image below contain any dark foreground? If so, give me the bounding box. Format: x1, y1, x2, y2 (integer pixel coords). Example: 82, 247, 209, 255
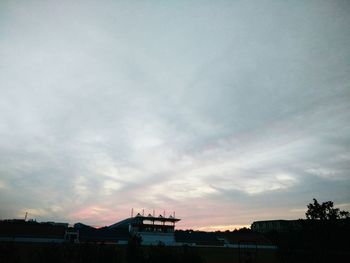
2, 240, 350, 263
0, 242, 278, 263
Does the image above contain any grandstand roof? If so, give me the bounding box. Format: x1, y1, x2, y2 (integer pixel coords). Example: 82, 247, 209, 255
108, 215, 180, 229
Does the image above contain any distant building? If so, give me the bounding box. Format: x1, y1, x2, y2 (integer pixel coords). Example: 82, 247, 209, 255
0, 219, 67, 243
251, 220, 302, 233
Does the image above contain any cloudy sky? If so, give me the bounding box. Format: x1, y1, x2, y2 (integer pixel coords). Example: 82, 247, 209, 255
1, 0, 350, 230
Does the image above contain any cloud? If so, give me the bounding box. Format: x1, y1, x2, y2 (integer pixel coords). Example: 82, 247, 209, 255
0, 0, 350, 228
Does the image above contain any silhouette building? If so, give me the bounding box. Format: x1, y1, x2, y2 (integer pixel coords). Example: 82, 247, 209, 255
109, 212, 180, 245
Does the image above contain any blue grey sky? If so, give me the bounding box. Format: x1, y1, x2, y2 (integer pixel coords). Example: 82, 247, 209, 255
1, 0, 350, 230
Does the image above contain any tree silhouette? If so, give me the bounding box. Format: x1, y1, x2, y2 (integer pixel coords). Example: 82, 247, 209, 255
306, 198, 350, 220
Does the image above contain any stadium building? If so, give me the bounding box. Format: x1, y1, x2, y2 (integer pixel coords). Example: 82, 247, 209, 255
108, 212, 180, 245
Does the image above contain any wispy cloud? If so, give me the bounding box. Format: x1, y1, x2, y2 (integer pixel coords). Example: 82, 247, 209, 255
0, 0, 350, 229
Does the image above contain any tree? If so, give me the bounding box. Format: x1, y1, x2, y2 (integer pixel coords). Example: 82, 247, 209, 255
306, 198, 350, 220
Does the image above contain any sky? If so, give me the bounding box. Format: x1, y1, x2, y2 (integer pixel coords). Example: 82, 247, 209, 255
1, 0, 350, 230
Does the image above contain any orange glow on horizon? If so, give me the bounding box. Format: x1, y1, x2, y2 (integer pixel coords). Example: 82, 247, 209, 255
177, 224, 250, 232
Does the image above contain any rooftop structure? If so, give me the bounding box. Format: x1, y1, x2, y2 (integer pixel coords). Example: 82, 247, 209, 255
109, 211, 180, 245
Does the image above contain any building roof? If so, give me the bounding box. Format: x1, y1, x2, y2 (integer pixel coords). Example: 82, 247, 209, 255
108, 215, 180, 229
0, 220, 67, 238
